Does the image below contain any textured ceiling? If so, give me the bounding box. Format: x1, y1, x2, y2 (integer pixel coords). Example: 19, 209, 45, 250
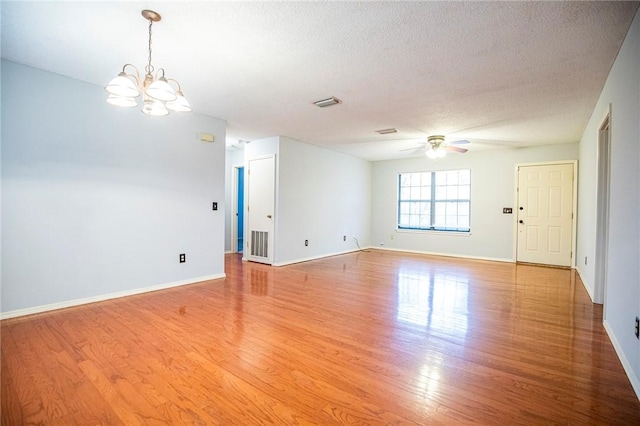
2, 1, 638, 161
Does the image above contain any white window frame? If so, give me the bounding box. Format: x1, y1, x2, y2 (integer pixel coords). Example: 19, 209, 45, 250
397, 169, 471, 233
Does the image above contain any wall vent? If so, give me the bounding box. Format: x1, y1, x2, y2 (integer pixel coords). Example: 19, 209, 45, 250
251, 231, 269, 258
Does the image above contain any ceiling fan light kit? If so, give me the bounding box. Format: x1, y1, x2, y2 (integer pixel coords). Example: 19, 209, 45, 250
104, 10, 191, 116
418, 135, 470, 159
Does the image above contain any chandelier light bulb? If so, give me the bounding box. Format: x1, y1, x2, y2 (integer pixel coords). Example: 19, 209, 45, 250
106, 94, 137, 108
105, 72, 140, 98
141, 98, 169, 116
166, 91, 192, 112
146, 76, 177, 102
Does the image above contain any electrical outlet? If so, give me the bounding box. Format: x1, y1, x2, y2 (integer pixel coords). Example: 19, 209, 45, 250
585, 256, 588, 265
343, 235, 346, 241
179, 253, 186, 263
212, 202, 218, 211
304, 239, 309, 246
635, 317, 639, 339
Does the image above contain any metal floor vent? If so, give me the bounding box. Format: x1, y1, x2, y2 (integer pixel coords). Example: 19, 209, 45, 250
251, 231, 268, 258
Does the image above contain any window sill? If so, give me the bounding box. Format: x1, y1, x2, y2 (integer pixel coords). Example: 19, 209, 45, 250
396, 228, 472, 237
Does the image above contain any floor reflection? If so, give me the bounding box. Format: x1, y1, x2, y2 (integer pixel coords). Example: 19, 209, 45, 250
396, 268, 469, 338
413, 355, 445, 403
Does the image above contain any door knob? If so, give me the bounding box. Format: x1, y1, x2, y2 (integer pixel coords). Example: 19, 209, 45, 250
267, 215, 272, 219
519, 207, 524, 210
519, 220, 524, 224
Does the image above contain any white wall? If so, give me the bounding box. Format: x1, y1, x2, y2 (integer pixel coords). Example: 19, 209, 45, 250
1, 60, 227, 316
276, 137, 371, 264
243, 136, 371, 266
371, 143, 579, 261
576, 10, 640, 396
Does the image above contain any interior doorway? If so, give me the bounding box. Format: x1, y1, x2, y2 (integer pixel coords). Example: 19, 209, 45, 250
232, 166, 245, 253
236, 166, 245, 253
594, 110, 611, 307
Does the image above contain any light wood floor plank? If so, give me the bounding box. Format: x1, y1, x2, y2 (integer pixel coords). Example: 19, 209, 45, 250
2, 250, 639, 424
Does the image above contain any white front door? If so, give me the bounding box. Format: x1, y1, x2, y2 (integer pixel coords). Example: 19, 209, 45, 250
246, 155, 275, 264
516, 163, 574, 267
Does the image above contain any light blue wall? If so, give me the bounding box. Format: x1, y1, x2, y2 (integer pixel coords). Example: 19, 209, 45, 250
371, 143, 579, 261
276, 137, 371, 264
576, 10, 640, 395
1, 60, 227, 315
242, 136, 371, 266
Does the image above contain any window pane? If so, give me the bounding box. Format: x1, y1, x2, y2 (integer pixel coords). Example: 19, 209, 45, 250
458, 216, 470, 229
458, 185, 470, 199
446, 186, 458, 200
459, 202, 470, 216
410, 187, 421, 200
421, 187, 431, 200
447, 170, 458, 185
419, 213, 431, 228
459, 169, 470, 184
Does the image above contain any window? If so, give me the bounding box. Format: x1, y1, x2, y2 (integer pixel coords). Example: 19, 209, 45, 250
398, 169, 470, 232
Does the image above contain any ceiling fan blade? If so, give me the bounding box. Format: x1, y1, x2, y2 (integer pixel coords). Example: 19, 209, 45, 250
448, 139, 470, 145
446, 146, 468, 153
399, 142, 426, 152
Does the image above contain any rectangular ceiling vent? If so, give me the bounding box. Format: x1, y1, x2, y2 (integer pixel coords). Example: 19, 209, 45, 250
314, 97, 341, 108
376, 128, 398, 135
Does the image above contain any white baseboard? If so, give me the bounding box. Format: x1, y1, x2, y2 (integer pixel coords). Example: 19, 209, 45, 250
574, 266, 596, 303
373, 246, 513, 263
272, 248, 362, 267
0, 273, 226, 320
603, 320, 640, 401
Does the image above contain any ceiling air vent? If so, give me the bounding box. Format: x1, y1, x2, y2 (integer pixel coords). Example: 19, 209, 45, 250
314, 97, 341, 108
376, 128, 397, 135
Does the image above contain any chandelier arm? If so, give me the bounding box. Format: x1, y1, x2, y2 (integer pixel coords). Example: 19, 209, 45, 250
121, 64, 142, 86
165, 78, 182, 93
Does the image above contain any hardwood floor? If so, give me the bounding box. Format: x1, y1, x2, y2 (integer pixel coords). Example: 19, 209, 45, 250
2, 250, 639, 424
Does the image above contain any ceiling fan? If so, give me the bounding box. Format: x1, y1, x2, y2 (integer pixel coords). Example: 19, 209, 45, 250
402, 135, 470, 158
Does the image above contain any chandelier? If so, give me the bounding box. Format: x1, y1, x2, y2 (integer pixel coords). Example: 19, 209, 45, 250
105, 10, 191, 116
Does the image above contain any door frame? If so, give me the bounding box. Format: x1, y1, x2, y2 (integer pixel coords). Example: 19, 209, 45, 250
512, 160, 578, 267
245, 154, 276, 265
594, 105, 611, 306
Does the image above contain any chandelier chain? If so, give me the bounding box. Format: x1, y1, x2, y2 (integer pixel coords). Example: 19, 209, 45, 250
145, 19, 154, 75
